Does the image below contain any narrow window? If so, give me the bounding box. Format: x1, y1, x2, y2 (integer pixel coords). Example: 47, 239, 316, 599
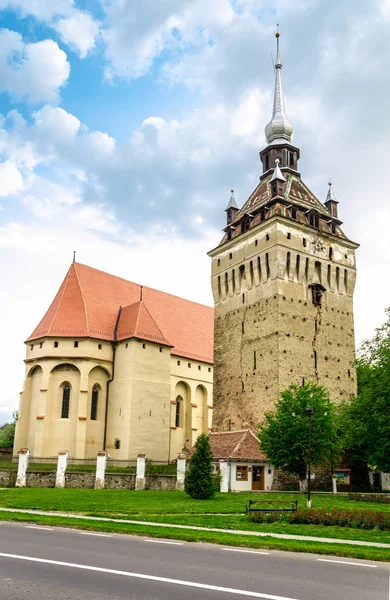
217, 275, 221, 300
115, 439, 121, 449
314, 350, 317, 369
287, 232, 291, 240
266, 233, 270, 241
257, 257, 262, 281
295, 254, 300, 280
305, 257, 309, 280
208, 367, 212, 373
229, 253, 232, 260
253, 350, 257, 370
39, 342, 43, 349
217, 259, 220, 267
329, 247, 333, 260
242, 322, 245, 335
232, 269, 236, 293
303, 238, 307, 248
327, 264, 331, 287
239, 264, 245, 287
125, 343, 128, 348
242, 293, 245, 304
98, 343, 102, 350
331, 222, 336, 234
227, 229, 232, 241
311, 285, 323, 306
265, 155, 270, 171
289, 152, 294, 168
225, 272, 229, 296
266, 253, 271, 280
336, 266, 340, 291
344, 269, 348, 292
177, 360, 181, 366
175, 398, 182, 428
198, 365, 201, 371
30, 345, 34, 351
91, 386, 99, 421
188, 363, 191, 368
286, 252, 291, 279
61, 384, 70, 419
54, 341, 59, 348
255, 239, 258, 247
74, 341, 78, 348
159, 347, 163, 352
249, 260, 254, 286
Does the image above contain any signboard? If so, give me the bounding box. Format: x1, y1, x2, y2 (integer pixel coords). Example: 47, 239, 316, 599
334, 470, 351, 485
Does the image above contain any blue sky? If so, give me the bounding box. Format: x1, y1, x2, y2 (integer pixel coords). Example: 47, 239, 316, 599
0, 0, 390, 423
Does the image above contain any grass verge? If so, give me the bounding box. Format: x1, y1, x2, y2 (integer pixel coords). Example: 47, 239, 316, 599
0, 509, 389, 562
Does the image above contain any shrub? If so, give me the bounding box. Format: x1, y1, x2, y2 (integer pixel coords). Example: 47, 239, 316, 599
249, 507, 390, 530
185, 433, 215, 499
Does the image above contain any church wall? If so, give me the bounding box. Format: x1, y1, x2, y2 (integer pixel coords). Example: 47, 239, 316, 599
84, 366, 109, 458
211, 217, 358, 430
169, 358, 213, 458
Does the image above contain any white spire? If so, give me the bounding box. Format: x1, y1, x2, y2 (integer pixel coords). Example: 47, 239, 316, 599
270, 159, 286, 182
265, 31, 294, 145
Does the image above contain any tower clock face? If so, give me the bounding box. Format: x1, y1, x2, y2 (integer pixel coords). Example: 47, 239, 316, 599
312, 237, 326, 255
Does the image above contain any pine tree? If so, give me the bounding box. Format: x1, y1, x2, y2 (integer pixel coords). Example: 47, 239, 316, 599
185, 433, 215, 499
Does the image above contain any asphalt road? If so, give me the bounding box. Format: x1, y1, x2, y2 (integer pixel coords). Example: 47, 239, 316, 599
0, 522, 388, 600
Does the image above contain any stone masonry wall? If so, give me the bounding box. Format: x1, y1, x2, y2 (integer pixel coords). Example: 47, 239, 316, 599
0, 469, 16, 487
26, 471, 56, 488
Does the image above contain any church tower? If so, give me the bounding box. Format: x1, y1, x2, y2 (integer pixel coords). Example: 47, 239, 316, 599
208, 32, 359, 431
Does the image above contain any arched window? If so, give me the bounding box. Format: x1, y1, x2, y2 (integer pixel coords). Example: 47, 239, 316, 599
91, 385, 99, 421
175, 395, 183, 428
61, 384, 70, 419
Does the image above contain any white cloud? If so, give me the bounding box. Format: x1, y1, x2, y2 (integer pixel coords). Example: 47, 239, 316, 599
54, 12, 100, 58
0, 160, 24, 196
0, 30, 70, 103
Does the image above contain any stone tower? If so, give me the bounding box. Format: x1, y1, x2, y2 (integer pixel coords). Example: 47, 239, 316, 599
208, 32, 359, 432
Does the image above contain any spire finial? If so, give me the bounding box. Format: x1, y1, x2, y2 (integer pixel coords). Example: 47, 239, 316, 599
270, 158, 286, 182
73, 250, 76, 263
264, 29, 294, 145
225, 188, 238, 211
140, 285, 143, 301
326, 179, 338, 203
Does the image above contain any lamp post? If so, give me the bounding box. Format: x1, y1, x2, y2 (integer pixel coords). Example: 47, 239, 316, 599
305, 406, 314, 509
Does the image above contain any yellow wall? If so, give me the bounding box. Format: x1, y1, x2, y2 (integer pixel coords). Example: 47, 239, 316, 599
15, 336, 214, 461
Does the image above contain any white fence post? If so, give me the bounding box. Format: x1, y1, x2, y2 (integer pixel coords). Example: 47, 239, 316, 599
332, 475, 337, 494
55, 451, 68, 488
219, 460, 229, 493
15, 448, 30, 488
176, 453, 186, 491
95, 451, 108, 489
135, 453, 146, 490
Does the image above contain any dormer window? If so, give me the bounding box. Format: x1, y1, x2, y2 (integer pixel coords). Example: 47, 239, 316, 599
310, 284, 326, 307
241, 215, 251, 234
291, 207, 297, 220
260, 209, 266, 222
309, 213, 319, 228
330, 222, 336, 234
227, 228, 233, 240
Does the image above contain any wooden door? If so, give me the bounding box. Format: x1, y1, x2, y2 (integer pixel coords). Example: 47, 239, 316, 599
252, 466, 264, 490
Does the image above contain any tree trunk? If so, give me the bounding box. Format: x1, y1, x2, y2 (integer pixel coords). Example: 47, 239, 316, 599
299, 474, 307, 493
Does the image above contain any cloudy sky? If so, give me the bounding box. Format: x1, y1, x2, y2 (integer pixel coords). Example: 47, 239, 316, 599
0, 0, 389, 424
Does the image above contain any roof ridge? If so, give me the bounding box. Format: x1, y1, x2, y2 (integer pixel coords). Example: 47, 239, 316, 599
140, 301, 171, 346
231, 430, 248, 456
210, 429, 249, 435
76, 262, 212, 312
47, 265, 72, 335
73, 263, 89, 335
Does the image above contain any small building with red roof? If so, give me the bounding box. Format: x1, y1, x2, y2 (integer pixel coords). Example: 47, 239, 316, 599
14, 262, 214, 460
208, 429, 274, 491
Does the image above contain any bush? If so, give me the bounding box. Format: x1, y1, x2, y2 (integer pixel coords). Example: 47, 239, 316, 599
249, 507, 390, 530
185, 433, 215, 499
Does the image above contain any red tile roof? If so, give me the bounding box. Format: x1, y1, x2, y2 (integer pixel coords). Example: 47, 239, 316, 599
27, 262, 214, 363
209, 430, 266, 461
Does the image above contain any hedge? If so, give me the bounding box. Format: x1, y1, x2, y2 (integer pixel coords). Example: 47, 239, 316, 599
249, 508, 390, 530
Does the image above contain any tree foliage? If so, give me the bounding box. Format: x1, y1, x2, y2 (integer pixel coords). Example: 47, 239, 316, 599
185, 433, 215, 499
340, 309, 390, 472
258, 383, 340, 483
0, 411, 17, 448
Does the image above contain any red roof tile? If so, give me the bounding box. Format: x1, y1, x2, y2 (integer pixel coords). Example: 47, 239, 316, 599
27, 262, 214, 363
209, 430, 266, 461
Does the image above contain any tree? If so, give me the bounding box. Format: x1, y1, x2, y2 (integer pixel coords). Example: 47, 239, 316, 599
185, 433, 215, 499
340, 309, 390, 472
258, 383, 340, 491
0, 411, 17, 449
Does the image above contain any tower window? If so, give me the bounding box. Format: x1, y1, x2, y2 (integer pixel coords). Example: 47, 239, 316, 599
54, 341, 59, 348
74, 341, 78, 348
330, 222, 336, 234
287, 232, 291, 240
229, 253, 233, 260
30, 345, 34, 351
177, 360, 181, 366
303, 238, 307, 247
309, 213, 319, 228
115, 439, 121, 449
61, 384, 70, 419
260, 209, 266, 222
291, 207, 297, 220
241, 216, 251, 234
40, 342, 43, 349
253, 350, 257, 370
311, 285, 324, 306
98, 343, 102, 350
266, 234, 270, 241
265, 155, 270, 171
242, 294, 245, 304
198, 365, 201, 370
91, 385, 99, 421
289, 152, 294, 168
329, 247, 333, 260
217, 259, 220, 267
227, 229, 232, 240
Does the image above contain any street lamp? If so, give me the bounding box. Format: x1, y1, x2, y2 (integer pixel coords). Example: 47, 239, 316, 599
305, 406, 314, 509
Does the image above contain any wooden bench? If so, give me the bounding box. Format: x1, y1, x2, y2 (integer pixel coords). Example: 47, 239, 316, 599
246, 499, 298, 514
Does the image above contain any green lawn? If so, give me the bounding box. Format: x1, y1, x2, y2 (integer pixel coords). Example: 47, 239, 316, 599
1, 489, 390, 561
